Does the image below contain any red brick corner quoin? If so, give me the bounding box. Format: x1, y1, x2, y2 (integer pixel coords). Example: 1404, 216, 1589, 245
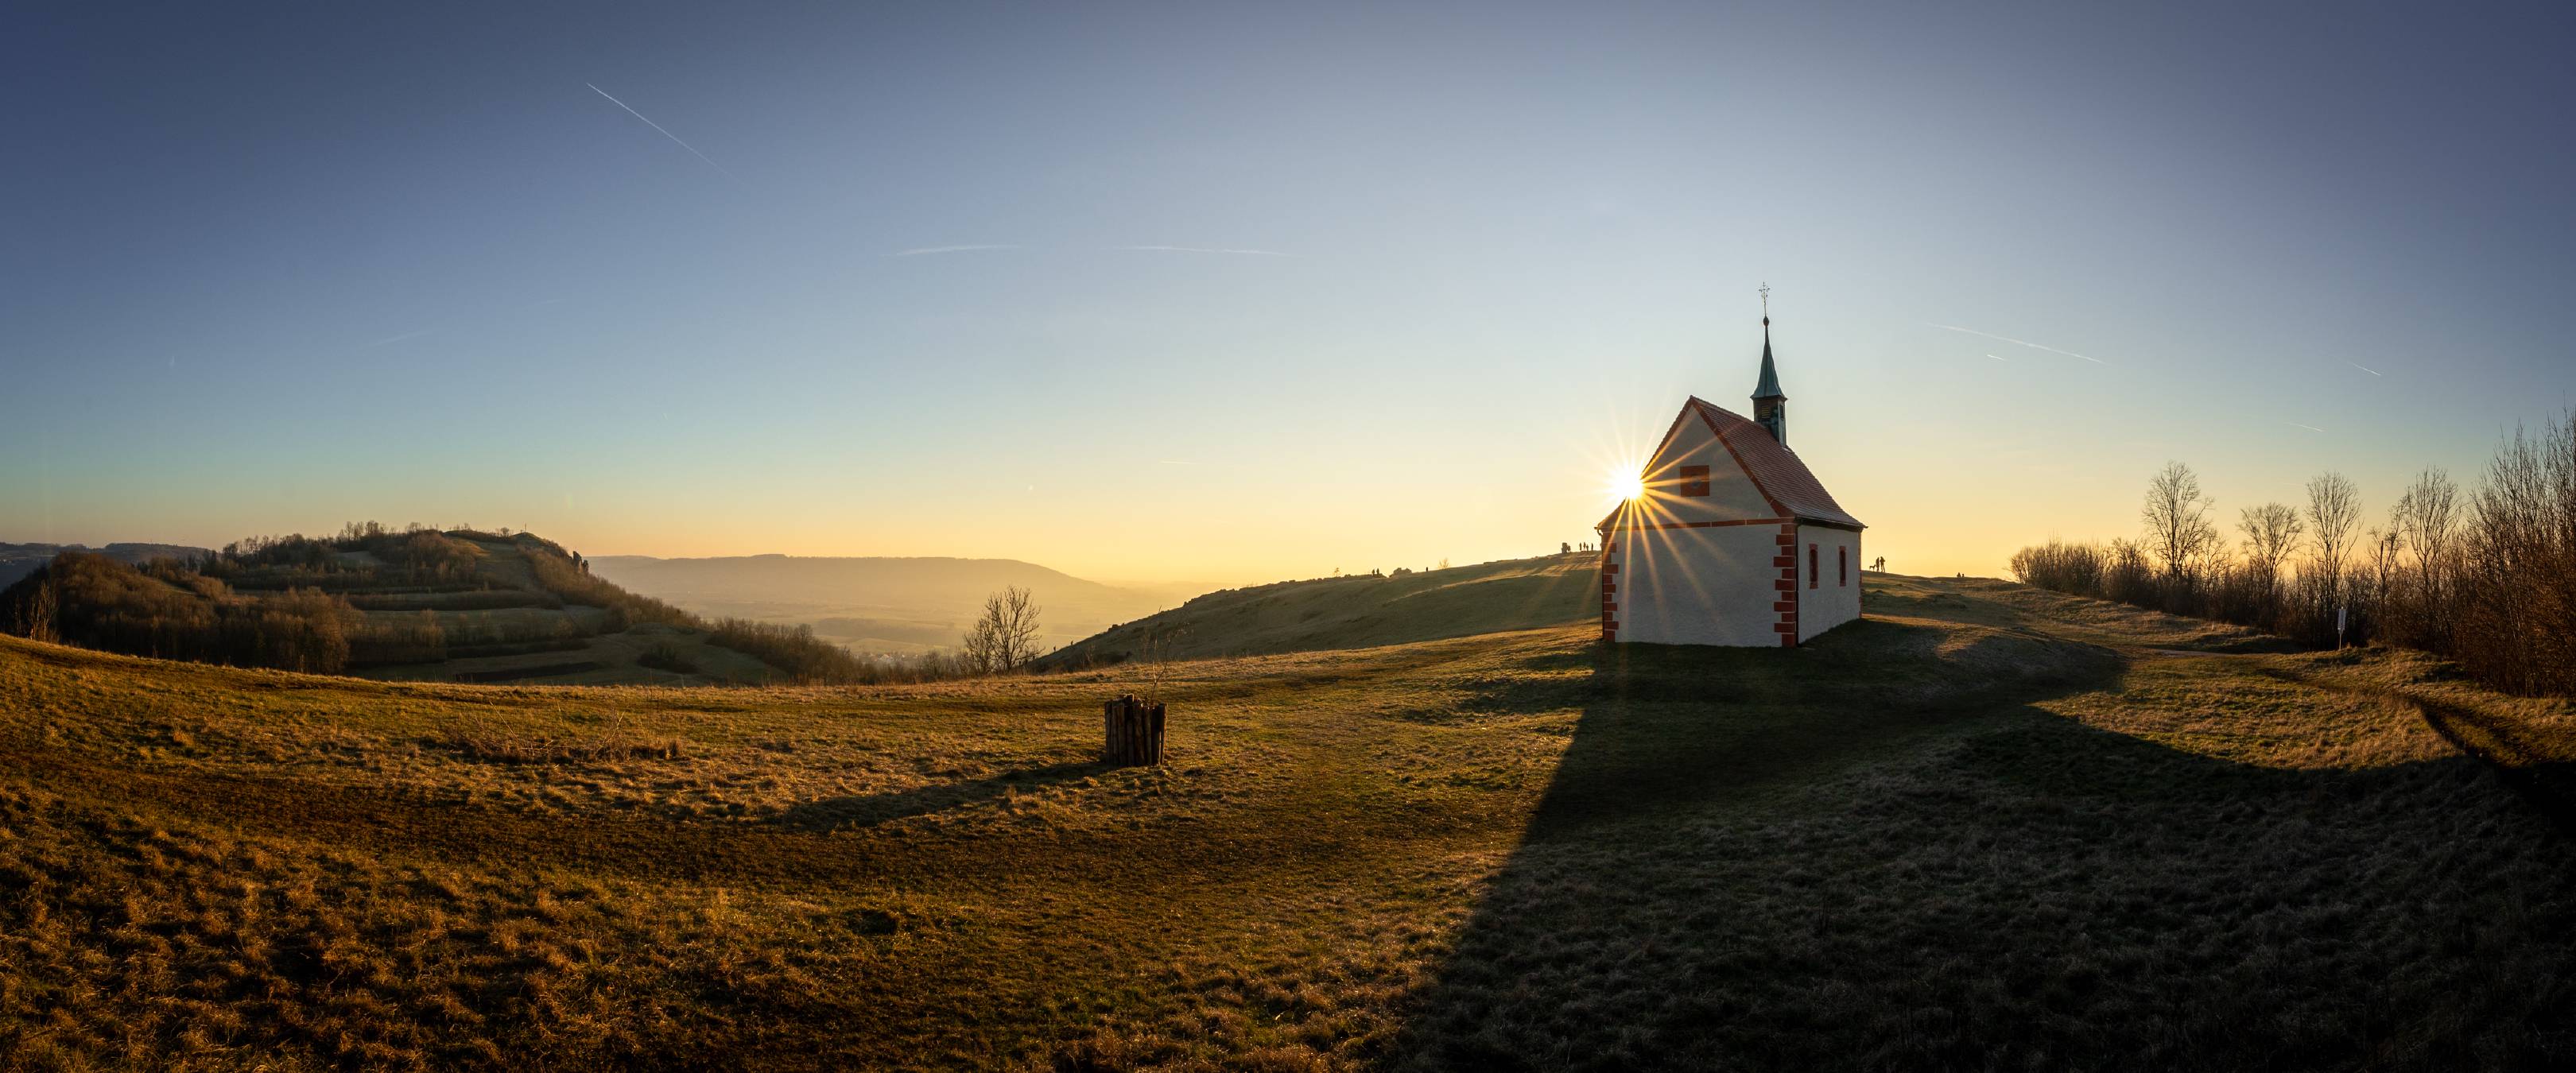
1775, 522, 1799, 645
1600, 539, 1619, 641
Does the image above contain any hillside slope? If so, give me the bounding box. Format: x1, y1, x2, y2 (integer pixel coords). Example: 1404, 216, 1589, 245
2, 575, 2570, 1069
590, 554, 1174, 654
1040, 552, 1599, 668
0, 529, 790, 686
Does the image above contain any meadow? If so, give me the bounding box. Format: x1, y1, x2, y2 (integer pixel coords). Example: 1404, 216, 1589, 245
1, 575, 2570, 1070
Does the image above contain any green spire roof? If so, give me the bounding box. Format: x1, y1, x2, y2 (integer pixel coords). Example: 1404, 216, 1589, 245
1751, 316, 1785, 400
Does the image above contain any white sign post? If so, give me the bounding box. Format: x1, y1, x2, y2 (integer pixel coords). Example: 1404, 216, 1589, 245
2336, 606, 2347, 650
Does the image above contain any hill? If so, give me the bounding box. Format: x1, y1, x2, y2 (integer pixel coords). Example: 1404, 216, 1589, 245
2, 574, 2570, 1069
1040, 552, 1600, 668
0, 527, 827, 686
589, 554, 1178, 655
0, 540, 206, 589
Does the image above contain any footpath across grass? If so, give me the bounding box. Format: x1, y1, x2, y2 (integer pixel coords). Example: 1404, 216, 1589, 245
0, 575, 2569, 1070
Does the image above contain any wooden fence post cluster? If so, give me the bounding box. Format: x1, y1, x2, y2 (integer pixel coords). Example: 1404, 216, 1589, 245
1102, 694, 1166, 766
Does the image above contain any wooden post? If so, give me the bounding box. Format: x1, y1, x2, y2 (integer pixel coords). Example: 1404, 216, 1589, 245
1102, 694, 1166, 767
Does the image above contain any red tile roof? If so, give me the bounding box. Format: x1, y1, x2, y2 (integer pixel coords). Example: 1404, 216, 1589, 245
1595, 396, 1865, 534
1690, 397, 1864, 529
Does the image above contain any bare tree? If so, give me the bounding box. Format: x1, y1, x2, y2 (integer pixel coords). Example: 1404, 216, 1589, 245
21, 571, 59, 644
2463, 413, 2576, 694
2141, 462, 2221, 580
2368, 513, 2406, 597
962, 585, 1044, 674
1132, 626, 1186, 705
2303, 471, 2362, 604
2392, 467, 2462, 644
2237, 502, 2303, 598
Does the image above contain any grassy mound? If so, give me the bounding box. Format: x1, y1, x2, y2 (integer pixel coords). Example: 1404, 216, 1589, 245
1041, 552, 1599, 668
1, 576, 2571, 1069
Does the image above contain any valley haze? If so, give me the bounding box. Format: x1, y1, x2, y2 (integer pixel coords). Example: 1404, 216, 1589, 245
587, 553, 1203, 654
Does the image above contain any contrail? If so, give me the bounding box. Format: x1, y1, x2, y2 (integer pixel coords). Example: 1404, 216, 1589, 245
1116, 245, 1292, 257
1926, 323, 2108, 364
1986, 353, 2008, 362
587, 83, 734, 179
2349, 362, 2381, 376
2287, 422, 2326, 433
890, 244, 1017, 257
362, 331, 429, 349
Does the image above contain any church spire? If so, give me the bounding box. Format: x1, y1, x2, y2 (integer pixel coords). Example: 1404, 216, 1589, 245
1751, 285, 1787, 445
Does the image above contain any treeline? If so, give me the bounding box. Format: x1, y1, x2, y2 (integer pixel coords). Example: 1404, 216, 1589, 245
206, 525, 487, 590
1, 554, 354, 673
705, 618, 989, 685
2011, 411, 2576, 697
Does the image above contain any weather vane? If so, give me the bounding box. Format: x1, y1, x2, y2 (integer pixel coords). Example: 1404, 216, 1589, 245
1759, 282, 1771, 319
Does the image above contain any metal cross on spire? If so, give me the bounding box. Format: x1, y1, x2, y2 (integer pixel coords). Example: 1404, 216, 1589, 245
1759, 283, 1771, 322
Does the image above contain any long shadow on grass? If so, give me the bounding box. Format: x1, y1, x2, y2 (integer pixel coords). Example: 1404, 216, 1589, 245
772, 761, 1100, 832
2258, 663, 2576, 838
1390, 622, 2576, 1072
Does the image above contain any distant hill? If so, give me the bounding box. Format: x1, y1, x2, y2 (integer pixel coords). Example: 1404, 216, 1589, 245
588, 555, 1179, 654
0, 541, 206, 589
1038, 552, 1600, 668
0, 527, 869, 686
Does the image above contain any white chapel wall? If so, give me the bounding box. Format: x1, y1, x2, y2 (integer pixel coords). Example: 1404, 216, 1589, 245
1794, 525, 1864, 641
1639, 411, 1776, 524
1615, 524, 1781, 646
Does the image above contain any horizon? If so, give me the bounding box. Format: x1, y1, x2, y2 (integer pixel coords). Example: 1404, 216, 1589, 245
8, 2, 2572, 585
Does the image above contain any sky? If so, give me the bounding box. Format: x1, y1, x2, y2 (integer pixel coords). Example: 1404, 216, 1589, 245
6, 1, 2571, 587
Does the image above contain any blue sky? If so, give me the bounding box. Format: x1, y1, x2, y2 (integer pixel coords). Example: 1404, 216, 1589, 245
5, 1, 2570, 583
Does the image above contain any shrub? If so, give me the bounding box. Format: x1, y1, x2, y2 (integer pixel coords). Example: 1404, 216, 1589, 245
705, 619, 872, 684
638, 641, 697, 675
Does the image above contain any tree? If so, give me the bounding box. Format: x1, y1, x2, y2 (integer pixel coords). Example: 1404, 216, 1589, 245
21, 571, 58, 644
962, 585, 1044, 674
2362, 514, 2407, 644
2304, 471, 2362, 605
2141, 462, 2220, 581
2237, 502, 2303, 598
2462, 413, 2576, 694
1133, 626, 1186, 705
2392, 467, 2462, 643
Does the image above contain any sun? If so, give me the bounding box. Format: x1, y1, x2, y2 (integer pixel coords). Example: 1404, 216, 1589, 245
1608, 464, 1646, 502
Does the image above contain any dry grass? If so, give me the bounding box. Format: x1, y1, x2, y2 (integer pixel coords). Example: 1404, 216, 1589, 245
0, 574, 2570, 1070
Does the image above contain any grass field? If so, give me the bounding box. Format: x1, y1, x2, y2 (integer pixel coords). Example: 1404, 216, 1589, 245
2, 575, 2570, 1070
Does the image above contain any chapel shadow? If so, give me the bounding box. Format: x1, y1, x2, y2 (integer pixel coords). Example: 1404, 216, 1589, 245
1387, 625, 2576, 1071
